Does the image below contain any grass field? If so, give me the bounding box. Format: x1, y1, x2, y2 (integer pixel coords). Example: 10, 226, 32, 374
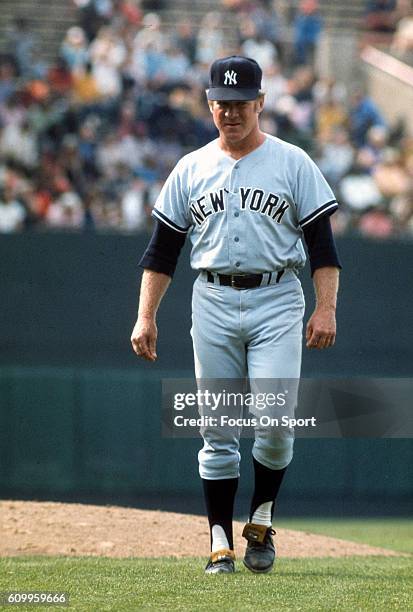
276, 517, 413, 554
0, 519, 411, 612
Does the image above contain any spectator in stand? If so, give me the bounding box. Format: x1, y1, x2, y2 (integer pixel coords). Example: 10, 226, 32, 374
133, 12, 166, 54
391, 8, 413, 59
116, 99, 138, 137
47, 58, 74, 98
0, 93, 26, 129
1, 163, 31, 195
362, 125, 389, 164
373, 146, 410, 200
26, 179, 53, 223
97, 131, 137, 178
293, 0, 323, 66
241, 23, 278, 72
196, 12, 225, 64
35, 154, 71, 203
25, 47, 50, 82
0, 60, 17, 106
258, 109, 278, 136
314, 95, 348, 142
128, 13, 168, 84
71, 61, 102, 107
25, 79, 50, 106
146, 176, 163, 208
248, 0, 285, 59
6, 17, 38, 78
0, 66, 17, 115
0, 119, 38, 169
317, 128, 354, 187
0, 186, 26, 233
96, 199, 123, 229
162, 46, 191, 86
76, 119, 100, 178
390, 168, 413, 234
57, 134, 89, 197
60, 27, 89, 73
339, 148, 383, 213
73, 0, 113, 42
287, 66, 316, 132
348, 86, 387, 146
358, 207, 395, 237
172, 19, 197, 64
233, 0, 286, 62
97, 133, 119, 179
110, 0, 142, 32
359, 144, 410, 238
313, 76, 347, 106
102, 160, 132, 201
89, 26, 127, 99
45, 189, 85, 230
365, 0, 398, 33
121, 176, 148, 230
289, 65, 316, 102
272, 94, 314, 152
26, 90, 68, 154
142, 42, 168, 82
261, 62, 288, 111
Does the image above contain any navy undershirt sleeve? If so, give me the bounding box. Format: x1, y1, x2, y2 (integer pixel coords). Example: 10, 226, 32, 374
302, 214, 342, 276
141, 214, 340, 278
139, 219, 187, 277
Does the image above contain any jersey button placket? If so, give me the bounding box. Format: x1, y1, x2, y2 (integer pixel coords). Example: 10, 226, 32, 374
229, 163, 243, 270
231, 228, 244, 268
229, 162, 239, 193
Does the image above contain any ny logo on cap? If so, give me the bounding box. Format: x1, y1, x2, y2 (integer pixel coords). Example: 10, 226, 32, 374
224, 70, 237, 85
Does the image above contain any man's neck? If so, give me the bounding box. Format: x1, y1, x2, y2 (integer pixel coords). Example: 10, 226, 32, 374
218, 130, 266, 160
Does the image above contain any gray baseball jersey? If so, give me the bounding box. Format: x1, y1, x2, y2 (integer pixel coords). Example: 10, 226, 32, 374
152, 133, 338, 274
151, 131, 338, 479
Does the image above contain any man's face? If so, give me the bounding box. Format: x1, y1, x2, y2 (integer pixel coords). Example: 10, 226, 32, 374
209, 98, 264, 143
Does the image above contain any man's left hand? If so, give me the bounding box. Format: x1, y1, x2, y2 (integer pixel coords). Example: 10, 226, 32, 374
306, 307, 336, 349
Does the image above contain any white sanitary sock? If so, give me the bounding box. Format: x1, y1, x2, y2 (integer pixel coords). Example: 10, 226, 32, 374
251, 501, 273, 527
211, 524, 230, 552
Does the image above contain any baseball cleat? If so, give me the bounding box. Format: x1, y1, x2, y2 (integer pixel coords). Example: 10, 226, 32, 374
242, 523, 276, 573
205, 549, 235, 574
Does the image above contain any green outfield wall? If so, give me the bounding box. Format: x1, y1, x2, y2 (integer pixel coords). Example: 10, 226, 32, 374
0, 233, 412, 512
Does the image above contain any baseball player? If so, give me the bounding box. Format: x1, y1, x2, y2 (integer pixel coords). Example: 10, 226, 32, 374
131, 56, 341, 574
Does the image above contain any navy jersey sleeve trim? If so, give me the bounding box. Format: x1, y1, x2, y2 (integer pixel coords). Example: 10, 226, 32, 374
299, 200, 338, 228
302, 214, 342, 276
139, 219, 187, 277
152, 209, 190, 234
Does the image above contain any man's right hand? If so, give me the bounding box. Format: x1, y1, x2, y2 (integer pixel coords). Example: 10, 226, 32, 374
130, 317, 158, 361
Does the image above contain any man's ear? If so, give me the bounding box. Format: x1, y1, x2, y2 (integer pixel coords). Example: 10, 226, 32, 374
256, 95, 265, 113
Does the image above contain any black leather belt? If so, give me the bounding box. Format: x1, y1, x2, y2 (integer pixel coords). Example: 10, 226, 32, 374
206, 270, 285, 289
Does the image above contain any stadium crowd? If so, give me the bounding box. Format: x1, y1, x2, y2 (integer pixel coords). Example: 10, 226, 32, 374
0, 0, 412, 238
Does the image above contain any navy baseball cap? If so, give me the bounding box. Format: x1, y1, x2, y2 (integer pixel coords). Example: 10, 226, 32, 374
207, 56, 262, 101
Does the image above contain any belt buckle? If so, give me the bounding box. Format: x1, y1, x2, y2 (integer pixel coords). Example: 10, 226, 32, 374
231, 274, 244, 290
